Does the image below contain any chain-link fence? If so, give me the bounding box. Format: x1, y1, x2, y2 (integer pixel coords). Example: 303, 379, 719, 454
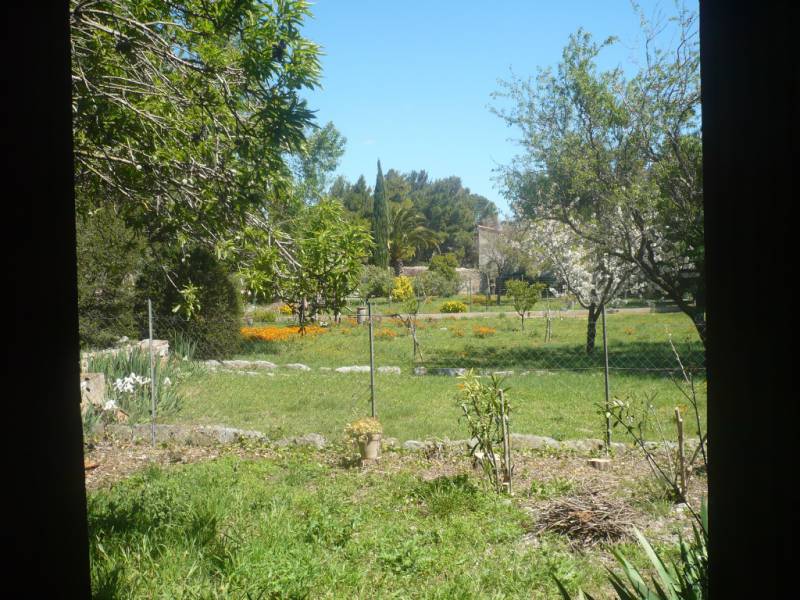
79, 297, 706, 447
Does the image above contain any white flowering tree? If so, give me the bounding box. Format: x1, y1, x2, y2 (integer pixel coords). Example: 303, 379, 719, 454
493, 6, 705, 344
521, 220, 636, 353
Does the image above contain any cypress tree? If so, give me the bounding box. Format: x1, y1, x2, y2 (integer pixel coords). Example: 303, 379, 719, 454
371, 160, 390, 268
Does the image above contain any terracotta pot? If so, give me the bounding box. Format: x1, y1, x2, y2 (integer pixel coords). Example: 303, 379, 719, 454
358, 433, 381, 460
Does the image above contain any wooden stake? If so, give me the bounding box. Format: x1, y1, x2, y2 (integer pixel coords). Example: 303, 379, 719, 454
675, 406, 687, 499
500, 389, 512, 495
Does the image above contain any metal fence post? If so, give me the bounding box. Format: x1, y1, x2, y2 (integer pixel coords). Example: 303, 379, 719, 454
368, 299, 376, 418
601, 303, 611, 455
148, 298, 156, 447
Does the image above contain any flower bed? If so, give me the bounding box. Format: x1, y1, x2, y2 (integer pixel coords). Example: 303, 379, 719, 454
240, 325, 326, 342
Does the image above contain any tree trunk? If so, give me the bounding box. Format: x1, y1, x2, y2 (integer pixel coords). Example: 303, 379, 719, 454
393, 258, 403, 276
586, 302, 599, 354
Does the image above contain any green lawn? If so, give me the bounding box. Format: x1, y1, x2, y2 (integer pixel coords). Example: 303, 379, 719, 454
87, 450, 628, 599
164, 312, 705, 443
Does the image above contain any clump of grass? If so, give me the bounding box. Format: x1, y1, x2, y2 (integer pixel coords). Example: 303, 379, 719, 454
628, 474, 682, 517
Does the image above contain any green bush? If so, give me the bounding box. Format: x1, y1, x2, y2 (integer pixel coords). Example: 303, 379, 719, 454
359, 265, 394, 300
76, 208, 145, 349
440, 300, 468, 313
136, 246, 243, 359
415, 270, 460, 297
251, 308, 277, 323
429, 253, 459, 280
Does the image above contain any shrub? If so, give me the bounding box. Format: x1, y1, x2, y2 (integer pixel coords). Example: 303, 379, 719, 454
440, 301, 468, 313
135, 246, 243, 359
428, 253, 459, 280
390, 276, 414, 302
251, 308, 277, 323
415, 270, 460, 297
457, 372, 512, 493
278, 304, 294, 315
359, 265, 394, 300
76, 208, 145, 349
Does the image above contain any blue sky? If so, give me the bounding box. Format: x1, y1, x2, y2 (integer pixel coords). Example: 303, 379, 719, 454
301, 0, 687, 217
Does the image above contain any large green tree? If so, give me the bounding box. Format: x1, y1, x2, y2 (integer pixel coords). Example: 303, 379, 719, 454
71, 0, 322, 261
493, 6, 704, 342
371, 160, 390, 268
290, 121, 346, 205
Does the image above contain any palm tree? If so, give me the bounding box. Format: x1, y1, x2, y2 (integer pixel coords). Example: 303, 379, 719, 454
388, 205, 440, 275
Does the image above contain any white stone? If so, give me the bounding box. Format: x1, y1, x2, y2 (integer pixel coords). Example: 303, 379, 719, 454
284, 363, 311, 371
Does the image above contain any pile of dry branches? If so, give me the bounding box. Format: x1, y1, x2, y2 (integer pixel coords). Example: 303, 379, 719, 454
533, 491, 636, 547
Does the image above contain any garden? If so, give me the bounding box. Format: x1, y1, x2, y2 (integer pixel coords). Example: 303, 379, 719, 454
83, 307, 707, 599
73, 0, 707, 597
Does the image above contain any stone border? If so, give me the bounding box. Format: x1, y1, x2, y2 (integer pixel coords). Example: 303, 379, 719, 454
100, 423, 700, 459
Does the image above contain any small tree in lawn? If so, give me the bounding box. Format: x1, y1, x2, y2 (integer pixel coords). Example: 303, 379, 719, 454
391, 276, 427, 363
505, 279, 546, 331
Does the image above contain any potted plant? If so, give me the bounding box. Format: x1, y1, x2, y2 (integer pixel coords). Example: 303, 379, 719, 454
345, 417, 383, 460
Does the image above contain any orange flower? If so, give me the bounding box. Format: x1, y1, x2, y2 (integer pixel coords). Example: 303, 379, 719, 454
472, 326, 496, 338
240, 325, 326, 342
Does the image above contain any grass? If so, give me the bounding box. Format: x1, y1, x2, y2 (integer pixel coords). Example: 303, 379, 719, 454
88, 450, 618, 599
163, 312, 706, 443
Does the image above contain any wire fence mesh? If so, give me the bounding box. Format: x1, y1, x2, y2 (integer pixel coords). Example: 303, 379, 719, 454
79, 296, 706, 447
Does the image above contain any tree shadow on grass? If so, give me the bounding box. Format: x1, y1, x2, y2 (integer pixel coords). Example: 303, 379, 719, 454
418, 339, 705, 376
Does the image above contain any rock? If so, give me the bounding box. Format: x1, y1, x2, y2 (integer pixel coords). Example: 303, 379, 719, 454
383, 437, 398, 448
510, 434, 561, 449
402, 440, 429, 451
79, 373, 106, 415
377, 366, 401, 374
104, 424, 268, 446
221, 359, 277, 370
137, 338, 169, 357
478, 369, 513, 377
433, 368, 467, 377
203, 360, 223, 369
284, 363, 311, 371
413, 367, 428, 376
335, 365, 371, 373
587, 458, 613, 471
